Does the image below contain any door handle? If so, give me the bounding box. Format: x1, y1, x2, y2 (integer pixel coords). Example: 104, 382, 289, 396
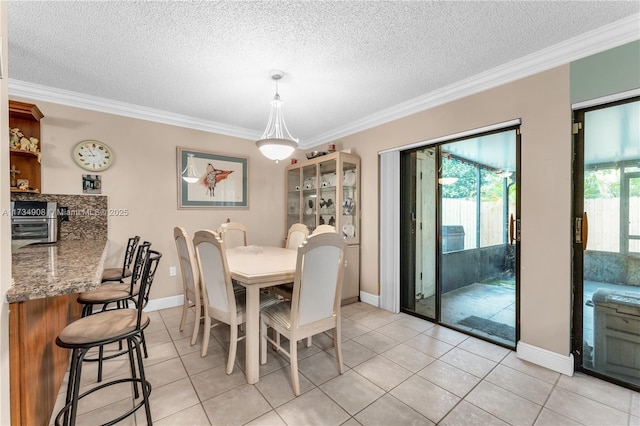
582, 211, 588, 250
509, 214, 514, 244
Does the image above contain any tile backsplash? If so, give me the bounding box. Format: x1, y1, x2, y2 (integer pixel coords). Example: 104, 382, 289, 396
11, 193, 108, 240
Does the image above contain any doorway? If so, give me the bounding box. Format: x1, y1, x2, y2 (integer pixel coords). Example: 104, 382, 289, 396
572, 97, 640, 390
400, 127, 520, 348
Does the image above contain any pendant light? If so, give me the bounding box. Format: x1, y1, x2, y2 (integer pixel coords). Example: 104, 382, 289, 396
256, 70, 298, 162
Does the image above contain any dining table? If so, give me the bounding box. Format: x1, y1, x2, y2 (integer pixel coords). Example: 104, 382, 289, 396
225, 245, 298, 384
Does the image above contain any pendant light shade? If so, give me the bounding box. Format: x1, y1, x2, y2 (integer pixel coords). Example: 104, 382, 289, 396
256, 71, 298, 162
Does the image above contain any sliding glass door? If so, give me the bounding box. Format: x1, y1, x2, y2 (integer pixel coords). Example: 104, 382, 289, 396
573, 97, 640, 390
400, 127, 520, 348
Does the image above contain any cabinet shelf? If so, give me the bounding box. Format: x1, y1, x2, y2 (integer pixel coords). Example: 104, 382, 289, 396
10, 188, 40, 193
9, 101, 44, 193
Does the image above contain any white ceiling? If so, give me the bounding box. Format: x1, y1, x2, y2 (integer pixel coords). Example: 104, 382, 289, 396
6, 1, 640, 150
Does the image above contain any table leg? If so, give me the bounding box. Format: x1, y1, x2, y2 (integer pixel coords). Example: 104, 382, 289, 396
244, 285, 260, 384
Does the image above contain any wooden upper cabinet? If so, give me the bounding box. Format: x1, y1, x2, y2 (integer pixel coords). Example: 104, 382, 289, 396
9, 100, 44, 193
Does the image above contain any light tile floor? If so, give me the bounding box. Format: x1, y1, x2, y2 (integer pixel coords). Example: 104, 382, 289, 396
51, 302, 639, 426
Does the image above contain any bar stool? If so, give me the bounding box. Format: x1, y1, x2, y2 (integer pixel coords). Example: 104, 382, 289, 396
101, 236, 140, 283
76, 242, 151, 382
54, 250, 162, 426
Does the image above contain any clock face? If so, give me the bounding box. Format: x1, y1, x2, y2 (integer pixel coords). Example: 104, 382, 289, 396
73, 140, 113, 171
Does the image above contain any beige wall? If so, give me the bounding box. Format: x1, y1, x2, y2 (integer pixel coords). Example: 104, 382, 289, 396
10, 98, 295, 301
335, 66, 572, 355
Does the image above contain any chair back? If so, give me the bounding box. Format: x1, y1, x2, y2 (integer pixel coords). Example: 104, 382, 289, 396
174, 227, 200, 303
291, 232, 346, 328
135, 250, 162, 328
129, 241, 151, 292
193, 230, 236, 317
218, 222, 247, 249
120, 236, 140, 275
286, 223, 309, 250
311, 224, 336, 235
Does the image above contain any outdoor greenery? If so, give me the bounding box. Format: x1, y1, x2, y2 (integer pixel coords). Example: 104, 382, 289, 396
585, 168, 640, 198
441, 155, 516, 201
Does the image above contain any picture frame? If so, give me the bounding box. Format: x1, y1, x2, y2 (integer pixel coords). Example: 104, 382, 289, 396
177, 147, 248, 209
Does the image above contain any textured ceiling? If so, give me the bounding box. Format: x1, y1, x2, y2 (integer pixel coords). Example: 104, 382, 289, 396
6, 1, 640, 148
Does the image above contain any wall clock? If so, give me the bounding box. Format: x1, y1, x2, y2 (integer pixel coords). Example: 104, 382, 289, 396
73, 140, 113, 171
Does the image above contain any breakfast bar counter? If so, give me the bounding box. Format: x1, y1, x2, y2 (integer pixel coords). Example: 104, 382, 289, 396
7, 239, 109, 302
8, 239, 109, 426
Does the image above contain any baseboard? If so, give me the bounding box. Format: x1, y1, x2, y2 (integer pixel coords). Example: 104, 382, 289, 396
144, 295, 184, 312
517, 341, 574, 376
359, 291, 380, 307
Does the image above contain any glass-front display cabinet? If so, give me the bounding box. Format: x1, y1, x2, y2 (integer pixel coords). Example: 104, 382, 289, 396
285, 151, 360, 304
286, 151, 360, 244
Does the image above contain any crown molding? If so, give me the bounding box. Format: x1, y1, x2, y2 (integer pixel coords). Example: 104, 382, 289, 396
7, 79, 262, 141
8, 14, 639, 149
301, 13, 640, 148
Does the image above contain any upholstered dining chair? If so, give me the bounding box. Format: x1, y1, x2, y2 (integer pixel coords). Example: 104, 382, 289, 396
101, 235, 139, 283
285, 223, 310, 250
260, 232, 346, 396
274, 223, 311, 301
54, 250, 162, 426
174, 226, 203, 346
193, 229, 278, 374
218, 221, 248, 249
311, 224, 336, 235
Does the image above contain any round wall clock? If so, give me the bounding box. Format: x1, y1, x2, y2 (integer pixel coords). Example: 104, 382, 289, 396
73, 140, 113, 171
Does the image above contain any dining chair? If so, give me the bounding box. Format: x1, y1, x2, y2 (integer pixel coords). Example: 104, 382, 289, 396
193, 229, 278, 373
274, 223, 311, 301
101, 235, 140, 283
260, 232, 347, 396
218, 221, 248, 249
285, 223, 309, 250
54, 250, 162, 426
174, 226, 203, 346
76, 241, 151, 382
311, 224, 336, 235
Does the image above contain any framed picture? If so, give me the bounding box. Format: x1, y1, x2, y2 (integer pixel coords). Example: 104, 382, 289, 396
82, 174, 102, 194
177, 147, 248, 209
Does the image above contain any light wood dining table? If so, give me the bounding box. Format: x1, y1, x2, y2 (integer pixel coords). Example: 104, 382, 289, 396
225, 245, 297, 384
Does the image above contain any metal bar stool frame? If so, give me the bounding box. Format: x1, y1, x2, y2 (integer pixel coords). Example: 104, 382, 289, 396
54, 250, 162, 426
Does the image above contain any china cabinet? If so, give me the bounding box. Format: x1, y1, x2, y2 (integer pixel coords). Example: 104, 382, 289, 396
9, 100, 44, 193
285, 151, 360, 304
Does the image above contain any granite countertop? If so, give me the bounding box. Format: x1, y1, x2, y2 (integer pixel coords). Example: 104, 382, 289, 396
6, 239, 110, 303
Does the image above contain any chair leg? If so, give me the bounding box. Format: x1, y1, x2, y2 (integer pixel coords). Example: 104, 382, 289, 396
227, 323, 238, 374
333, 326, 343, 375
179, 299, 188, 332
260, 317, 267, 364
126, 338, 140, 399
290, 337, 300, 396
140, 330, 148, 358
69, 349, 87, 426
132, 335, 152, 424
61, 349, 80, 426
190, 303, 201, 346
97, 345, 104, 382
306, 336, 312, 347
201, 315, 211, 357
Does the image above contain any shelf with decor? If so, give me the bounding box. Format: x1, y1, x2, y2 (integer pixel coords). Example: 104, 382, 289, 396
9, 101, 44, 193
285, 151, 360, 304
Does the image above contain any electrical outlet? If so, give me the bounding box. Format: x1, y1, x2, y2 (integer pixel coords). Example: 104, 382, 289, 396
169, 266, 177, 277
